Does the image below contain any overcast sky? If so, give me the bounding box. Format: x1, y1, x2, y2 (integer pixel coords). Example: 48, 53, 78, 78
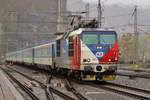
83, 0, 150, 7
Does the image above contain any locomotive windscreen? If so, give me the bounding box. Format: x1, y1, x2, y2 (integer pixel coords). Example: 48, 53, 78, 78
100, 34, 116, 44
82, 34, 98, 44
82, 31, 117, 45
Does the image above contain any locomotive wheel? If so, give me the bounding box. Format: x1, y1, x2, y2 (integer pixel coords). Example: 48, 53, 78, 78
67, 70, 74, 78
74, 72, 82, 80
58, 68, 63, 75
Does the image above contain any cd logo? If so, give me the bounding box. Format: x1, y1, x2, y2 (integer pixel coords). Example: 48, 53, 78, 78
96, 52, 103, 57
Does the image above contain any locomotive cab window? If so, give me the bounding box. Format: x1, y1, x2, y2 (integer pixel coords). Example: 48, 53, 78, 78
68, 36, 74, 56
100, 34, 116, 44
56, 40, 61, 57
82, 34, 98, 44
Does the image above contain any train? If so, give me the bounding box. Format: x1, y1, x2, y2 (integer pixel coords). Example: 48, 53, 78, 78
6, 28, 118, 81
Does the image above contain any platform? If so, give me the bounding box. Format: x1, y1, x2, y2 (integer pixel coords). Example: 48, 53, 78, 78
0, 68, 24, 100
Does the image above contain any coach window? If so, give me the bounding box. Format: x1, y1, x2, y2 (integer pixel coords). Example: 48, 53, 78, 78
43, 48, 46, 56
69, 36, 74, 56
46, 47, 49, 55
56, 40, 61, 57
42, 48, 44, 56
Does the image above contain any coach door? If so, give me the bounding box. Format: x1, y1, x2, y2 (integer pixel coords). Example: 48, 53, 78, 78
69, 35, 81, 70
75, 35, 81, 69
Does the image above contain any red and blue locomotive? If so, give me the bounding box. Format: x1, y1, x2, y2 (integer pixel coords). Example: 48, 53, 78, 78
56, 28, 118, 80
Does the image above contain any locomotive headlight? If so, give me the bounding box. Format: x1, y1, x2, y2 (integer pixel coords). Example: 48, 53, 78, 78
115, 57, 118, 60
96, 46, 102, 49
108, 59, 111, 62
83, 58, 91, 62
83, 59, 87, 62
87, 58, 90, 62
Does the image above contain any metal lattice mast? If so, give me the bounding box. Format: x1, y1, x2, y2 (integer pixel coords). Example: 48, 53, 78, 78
98, 0, 102, 28
133, 5, 139, 63
85, 3, 90, 21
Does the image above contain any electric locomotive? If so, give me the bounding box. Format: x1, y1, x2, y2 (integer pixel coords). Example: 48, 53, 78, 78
56, 28, 118, 81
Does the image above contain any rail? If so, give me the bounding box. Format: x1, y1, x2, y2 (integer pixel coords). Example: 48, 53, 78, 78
0, 67, 39, 100
7, 65, 150, 100
116, 72, 150, 79
65, 79, 88, 100
7, 67, 76, 100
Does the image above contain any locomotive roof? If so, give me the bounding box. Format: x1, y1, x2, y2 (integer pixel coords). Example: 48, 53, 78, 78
55, 28, 116, 40
68, 28, 116, 36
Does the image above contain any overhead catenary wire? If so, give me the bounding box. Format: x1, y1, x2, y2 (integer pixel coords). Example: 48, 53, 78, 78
90, 5, 150, 19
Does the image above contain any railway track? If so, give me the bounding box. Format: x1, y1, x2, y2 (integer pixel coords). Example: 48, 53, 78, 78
0, 67, 39, 100
5, 67, 52, 100
107, 82, 150, 94
7, 65, 150, 100
104, 82, 150, 100
89, 82, 150, 100
116, 72, 150, 79
118, 67, 150, 73
45, 70, 150, 100
65, 79, 88, 100
68, 78, 150, 100
5, 67, 79, 100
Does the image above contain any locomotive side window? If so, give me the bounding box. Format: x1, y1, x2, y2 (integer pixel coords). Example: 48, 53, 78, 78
69, 36, 74, 56
56, 40, 61, 57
